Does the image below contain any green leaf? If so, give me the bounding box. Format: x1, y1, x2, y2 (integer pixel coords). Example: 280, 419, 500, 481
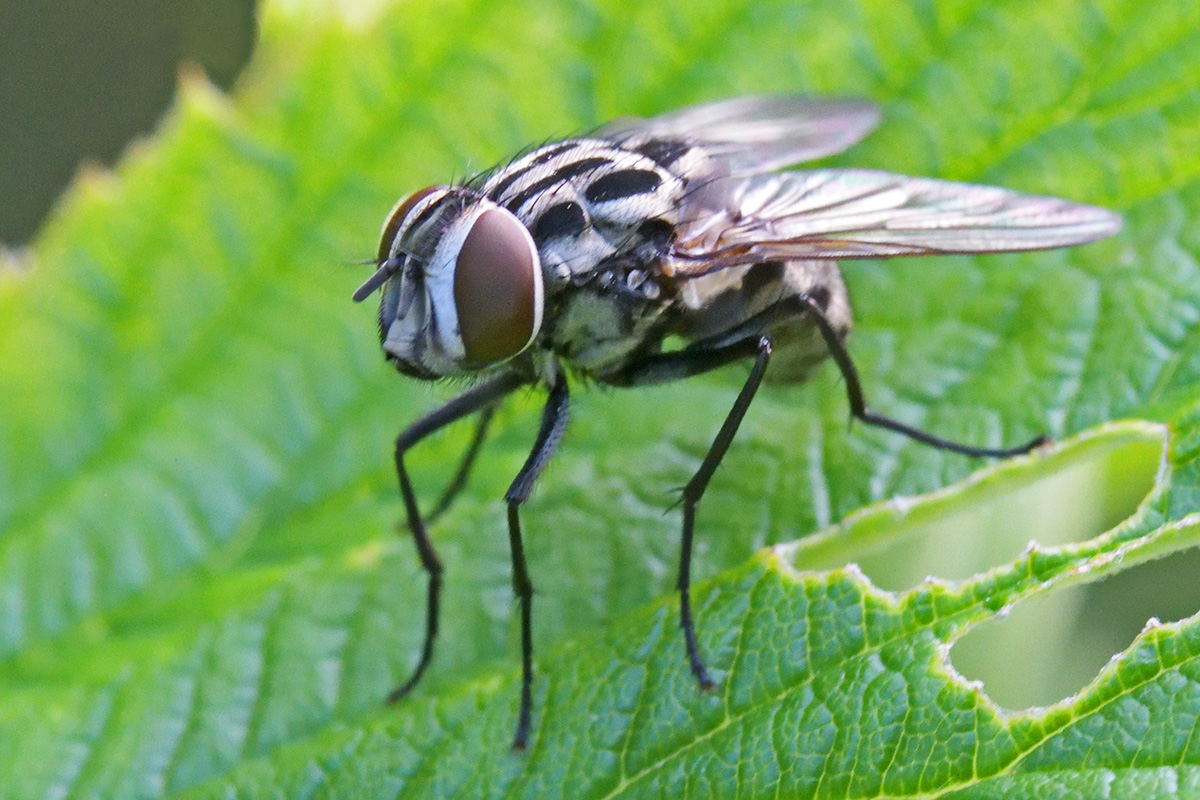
2, 0, 1199, 797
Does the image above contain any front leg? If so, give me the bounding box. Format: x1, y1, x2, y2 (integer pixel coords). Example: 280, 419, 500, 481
387, 371, 527, 704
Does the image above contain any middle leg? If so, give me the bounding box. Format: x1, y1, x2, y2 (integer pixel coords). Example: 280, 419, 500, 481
608, 335, 775, 690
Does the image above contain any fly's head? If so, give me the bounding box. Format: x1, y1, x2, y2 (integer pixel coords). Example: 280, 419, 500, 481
355, 186, 545, 380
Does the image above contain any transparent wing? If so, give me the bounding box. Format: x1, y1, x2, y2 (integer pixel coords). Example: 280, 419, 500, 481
595, 95, 880, 176
672, 169, 1122, 269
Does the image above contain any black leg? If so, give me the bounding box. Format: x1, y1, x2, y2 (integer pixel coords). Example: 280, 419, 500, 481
793, 295, 1048, 457
677, 337, 772, 689
604, 287, 1044, 696
505, 372, 570, 751
604, 335, 776, 690
387, 371, 527, 704
603, 336, 765, 387
425, 404, 497, 524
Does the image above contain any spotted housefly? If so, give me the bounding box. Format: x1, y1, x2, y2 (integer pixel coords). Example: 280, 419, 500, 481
353, 96, 1121, 750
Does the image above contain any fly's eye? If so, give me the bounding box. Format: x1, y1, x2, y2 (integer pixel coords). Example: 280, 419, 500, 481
378, 185, 441, 262
454, 208, 543, 365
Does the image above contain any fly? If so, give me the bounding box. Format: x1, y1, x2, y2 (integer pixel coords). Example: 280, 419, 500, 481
353, 95, 1122, 750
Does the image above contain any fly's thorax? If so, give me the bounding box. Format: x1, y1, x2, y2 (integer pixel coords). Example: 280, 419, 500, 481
544, 281, 673, 376
483, 137, 701, 287
542, 231, 682, 376
377, 187, 545, 379
518, 182, 618, 287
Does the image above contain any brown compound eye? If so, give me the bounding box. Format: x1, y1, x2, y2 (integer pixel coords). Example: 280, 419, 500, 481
378, 185, 442, 262
454, 208, 543, 365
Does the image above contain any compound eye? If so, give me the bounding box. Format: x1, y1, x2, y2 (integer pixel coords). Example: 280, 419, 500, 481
378, 185, 441, 262
454, 208, 543, 365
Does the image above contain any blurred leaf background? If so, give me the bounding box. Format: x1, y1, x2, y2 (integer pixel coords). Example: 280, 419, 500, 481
3, 0, 1200, 797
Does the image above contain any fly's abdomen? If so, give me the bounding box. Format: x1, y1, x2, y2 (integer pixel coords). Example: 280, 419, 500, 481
674, 259, 853, 384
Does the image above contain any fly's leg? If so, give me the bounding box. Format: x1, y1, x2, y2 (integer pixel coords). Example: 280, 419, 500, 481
505, 371, 570, 751
792, 295, 1048, 457
607, 335, 774, 691
387, 372, 527, 704
677, 337, 772, 688
425, 405, 497, 524
601, 284, 1044, 693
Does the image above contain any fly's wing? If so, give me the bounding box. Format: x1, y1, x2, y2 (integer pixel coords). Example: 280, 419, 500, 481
595, 96, 880, 176
671, 169, 1122, 270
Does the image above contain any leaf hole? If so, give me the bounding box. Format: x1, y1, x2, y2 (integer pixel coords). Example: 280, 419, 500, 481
799, 422, 1165, 592
950, 544, 1200, 709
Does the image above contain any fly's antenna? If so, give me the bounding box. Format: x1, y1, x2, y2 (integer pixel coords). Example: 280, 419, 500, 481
353, 255, 405, 302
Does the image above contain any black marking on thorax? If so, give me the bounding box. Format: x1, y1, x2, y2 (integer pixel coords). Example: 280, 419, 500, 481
484, 142, 581, 198
584, 169, 662, 203
487, 140, 673, 209
633, 137, 692, 168
503, 157, 613, 212
532, 201, 587, 242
